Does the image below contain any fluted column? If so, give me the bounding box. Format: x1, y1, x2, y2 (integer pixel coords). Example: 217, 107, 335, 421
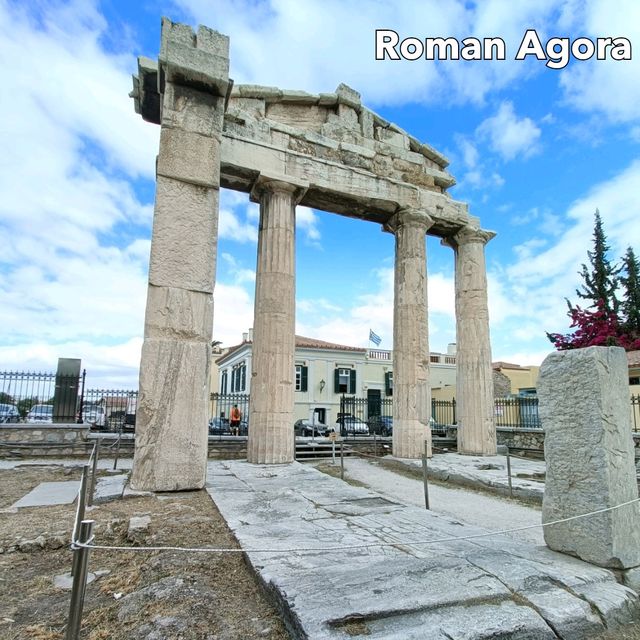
449, 226, 496, 455
247, 179, 302, 464
386, 208, 434, 459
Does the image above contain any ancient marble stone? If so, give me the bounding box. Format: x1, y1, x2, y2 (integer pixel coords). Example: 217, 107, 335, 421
539, 347, 640, 568
147, 176, 219, 294
247, 179, 303, 464
386, 208, 433, 459
448, 227, 496, 456
131, 338, 210, 492
131, 17, 228, 493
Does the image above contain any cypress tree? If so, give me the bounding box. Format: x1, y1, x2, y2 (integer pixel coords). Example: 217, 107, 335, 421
620, 246, 640, 337
575, 209, 619, 313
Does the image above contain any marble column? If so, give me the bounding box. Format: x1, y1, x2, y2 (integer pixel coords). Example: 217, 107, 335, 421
449, 226, 496, 456
247, 179, 302, 464
386, 209, 434, 459
131, 20, 229, 491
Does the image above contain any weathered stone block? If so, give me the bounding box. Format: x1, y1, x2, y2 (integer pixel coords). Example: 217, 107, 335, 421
131, 339, 210, 492
148, 176, 218, 293
157, 127, 220, 187
144, 285, 213, 342
539, 347, 640, 569
159, 18, 229, 96
161, 83, 225, 137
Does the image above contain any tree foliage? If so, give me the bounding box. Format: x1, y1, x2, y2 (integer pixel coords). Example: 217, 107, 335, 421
548, 210, 640, 352
575, 209, 619, 313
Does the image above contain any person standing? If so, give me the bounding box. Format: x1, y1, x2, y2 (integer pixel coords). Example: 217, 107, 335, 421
230, 404, 242, 436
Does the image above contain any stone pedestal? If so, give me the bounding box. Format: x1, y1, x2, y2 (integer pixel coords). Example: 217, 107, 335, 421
539, 347, 640, 569
130, 20, 229, 492
386, 209, 433, 459
448, 227, 496, 456
247, 179, 302, 464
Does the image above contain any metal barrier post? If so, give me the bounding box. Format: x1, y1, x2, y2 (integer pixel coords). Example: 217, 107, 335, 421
71, 465, 89, 577
374, 432, 377, 457
422, 440, 430, 510
87, 441, 99, 507
506, 447, 513, 498
113, 430, 121, 471
340, 441, 344, 480
65, 519, 95, 640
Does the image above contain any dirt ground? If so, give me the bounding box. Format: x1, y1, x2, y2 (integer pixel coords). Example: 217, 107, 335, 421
0, 463, 289, 640
1, 460, 640, 640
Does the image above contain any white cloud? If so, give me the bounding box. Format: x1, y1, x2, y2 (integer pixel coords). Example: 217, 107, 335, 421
476, 101, 541, 161
221, 253, 256, 284
558, 0, 640, 123
296, 206, 322, 246
212, 283, 255, 347
172, 0, 561, 107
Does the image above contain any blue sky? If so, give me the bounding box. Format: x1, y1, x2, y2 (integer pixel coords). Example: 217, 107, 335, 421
1, 0, 640, 388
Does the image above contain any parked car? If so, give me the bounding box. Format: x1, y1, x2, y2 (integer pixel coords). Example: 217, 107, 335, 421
82, 404, 106, 428
0, 403, 20, 423
334, 414, 369, 435
26, 404, 53, 424
368, 415, 393, 436
294, 419, 328, 437
209, 417, 230, 435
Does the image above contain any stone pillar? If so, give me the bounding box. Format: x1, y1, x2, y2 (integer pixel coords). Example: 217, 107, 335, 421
247, 179, 304, 464
386, 208, 434, 459
447, 226, 496, 456
130, 20, 229, 492
539, 347, 640, 569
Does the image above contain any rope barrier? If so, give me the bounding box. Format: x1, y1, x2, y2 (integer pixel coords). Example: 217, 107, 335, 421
71, 496, 640, 555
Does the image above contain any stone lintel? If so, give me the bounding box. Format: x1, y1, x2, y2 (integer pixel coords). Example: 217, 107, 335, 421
159, 17, 230, 97
249, 173, 308, 205
131, 56, 161, 124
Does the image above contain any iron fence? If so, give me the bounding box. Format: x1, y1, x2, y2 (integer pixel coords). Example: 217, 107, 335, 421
82, 389, 138, 432
632, 394, 640, 433
0, 370, 85, 424
494, 396, 541, 429
209, 393, 250, 436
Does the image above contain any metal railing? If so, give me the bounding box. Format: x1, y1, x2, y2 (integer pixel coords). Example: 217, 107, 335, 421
0, 370, 85, 423
632, 394, 640, 433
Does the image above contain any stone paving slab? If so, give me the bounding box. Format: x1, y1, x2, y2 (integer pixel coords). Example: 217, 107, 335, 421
93, 474, 128, 503
207, 460, 639, 640
398, 452, 546, 502
10, 481, 79, 508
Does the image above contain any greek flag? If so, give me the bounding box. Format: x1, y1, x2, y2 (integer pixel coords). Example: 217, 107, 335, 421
369, 329, 382, 346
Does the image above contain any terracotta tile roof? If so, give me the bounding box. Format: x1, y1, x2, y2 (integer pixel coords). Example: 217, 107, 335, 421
216, 334, 366, 364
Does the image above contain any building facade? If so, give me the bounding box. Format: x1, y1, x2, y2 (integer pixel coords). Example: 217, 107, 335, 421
214, 331, 457, 427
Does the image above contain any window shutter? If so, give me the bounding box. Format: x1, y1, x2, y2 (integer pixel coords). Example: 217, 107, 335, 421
334, 368, 340, 393
385, 371, 393, 396
349, 369, 356, 394
300, 366, 308, 392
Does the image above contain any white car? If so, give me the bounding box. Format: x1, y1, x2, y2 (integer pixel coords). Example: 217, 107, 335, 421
82, 404, 105, 428
334, 414, 369, 435
0, 403, 20, 423
27, 404, 53, 424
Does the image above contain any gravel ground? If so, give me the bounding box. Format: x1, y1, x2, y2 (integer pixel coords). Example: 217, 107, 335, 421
0, 463, 288, 640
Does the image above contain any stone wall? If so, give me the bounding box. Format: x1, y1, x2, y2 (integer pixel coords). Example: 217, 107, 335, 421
0, 424, 91, 457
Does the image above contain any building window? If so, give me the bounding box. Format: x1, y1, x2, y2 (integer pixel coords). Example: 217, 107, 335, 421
231, 362, 247, 392
430, 355, 440, 363
334, 368, 356, 394
221, 370, 228, 395
630, 376, 640, 385
295, 365, 308, 392
385, 371, 393, 396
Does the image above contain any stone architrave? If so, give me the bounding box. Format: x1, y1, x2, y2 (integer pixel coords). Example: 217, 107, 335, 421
130, 19, 229, 492
386, 209, 434, 459
539, 346, 640, 568
446, 227, 496, 456
247, 178, 306, 464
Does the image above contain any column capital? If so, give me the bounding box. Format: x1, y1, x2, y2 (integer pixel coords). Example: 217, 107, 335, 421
441, 226, 496, 249
249, 173, 308, 205
383, 207, 434, 235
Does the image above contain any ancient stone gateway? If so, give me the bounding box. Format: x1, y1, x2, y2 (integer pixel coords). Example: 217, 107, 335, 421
129, 18, 496, 491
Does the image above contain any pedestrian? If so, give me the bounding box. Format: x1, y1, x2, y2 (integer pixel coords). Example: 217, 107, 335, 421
230, 404, 242, 436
